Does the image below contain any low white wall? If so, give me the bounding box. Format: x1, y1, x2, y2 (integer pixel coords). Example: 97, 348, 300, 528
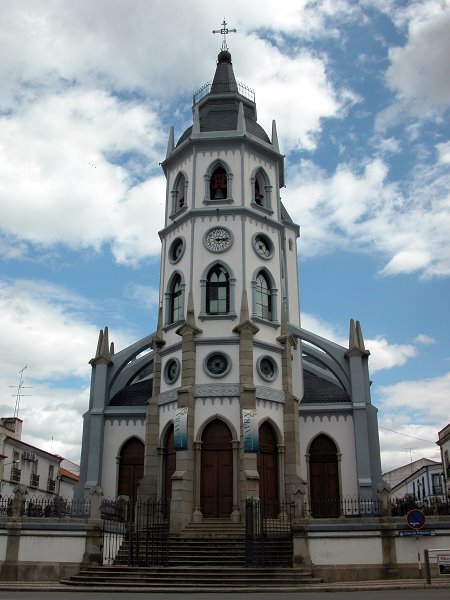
18, 529, 86, 563
307, 530, 383, 565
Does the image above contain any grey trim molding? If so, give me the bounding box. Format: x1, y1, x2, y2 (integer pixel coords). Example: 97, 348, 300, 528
255, 387, 285, 403
254, 340, 283, 354
196, 337, 240, 346
158, 389, 179, 405
160, 342, 183, 357
194, 383, 240, 397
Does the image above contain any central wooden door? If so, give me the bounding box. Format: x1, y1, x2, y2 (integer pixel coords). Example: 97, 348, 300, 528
309, 434, 340, 517
118, 437, 144, 501
257, 421, 278, 516
201, 419, 233, 518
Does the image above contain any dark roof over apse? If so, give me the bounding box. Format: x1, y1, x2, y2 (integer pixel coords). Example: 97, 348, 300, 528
109, 378, 153, 406
301, 371, 351, 404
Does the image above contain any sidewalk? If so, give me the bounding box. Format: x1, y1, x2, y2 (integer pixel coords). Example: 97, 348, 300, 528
0, 579, 449, 593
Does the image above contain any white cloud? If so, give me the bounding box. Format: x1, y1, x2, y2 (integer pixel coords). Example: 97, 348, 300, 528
385, 4, 450, 114
0, 278, 142, 461
301, 312, 417, 374
437, 141, 450, 164
0, 89, 166, 264
285, 155, 450, 278
375, 371, 450, 471
414, 334, 436, 345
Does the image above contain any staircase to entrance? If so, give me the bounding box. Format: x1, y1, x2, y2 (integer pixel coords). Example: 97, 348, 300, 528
63, 519, 318, 590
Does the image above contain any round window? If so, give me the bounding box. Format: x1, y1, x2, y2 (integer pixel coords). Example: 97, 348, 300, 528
252, 233, 274, 260
257, 356, 278, 382
169, 237, 185, 263
164, 358, 180, 384
204, 352, 231, 378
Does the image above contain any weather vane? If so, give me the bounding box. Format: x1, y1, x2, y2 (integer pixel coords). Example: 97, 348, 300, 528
212, 18, 237, 51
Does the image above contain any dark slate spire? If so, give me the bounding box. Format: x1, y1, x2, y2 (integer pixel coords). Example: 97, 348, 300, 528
211, 50, 239, 94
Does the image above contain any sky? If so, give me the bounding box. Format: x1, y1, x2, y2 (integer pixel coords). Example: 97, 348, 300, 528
0, 0, 449, 475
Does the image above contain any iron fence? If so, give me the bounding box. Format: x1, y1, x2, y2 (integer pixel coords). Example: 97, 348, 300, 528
102, 497, 170, 567
0, 495, 90, 518
245, 498, 293, 567
305, 496, 382, 518
391, 496, 450, 516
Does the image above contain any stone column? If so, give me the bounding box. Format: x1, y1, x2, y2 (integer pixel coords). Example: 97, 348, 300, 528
277, 304, 302, 499
233, 290, 260, 511
170, 292, 202, 533
139, 307, 165, 499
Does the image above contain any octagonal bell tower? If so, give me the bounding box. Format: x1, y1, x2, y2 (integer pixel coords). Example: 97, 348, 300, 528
139, 42, 304, 533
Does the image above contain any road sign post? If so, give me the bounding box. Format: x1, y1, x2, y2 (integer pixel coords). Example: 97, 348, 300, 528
406, 509, 426, 578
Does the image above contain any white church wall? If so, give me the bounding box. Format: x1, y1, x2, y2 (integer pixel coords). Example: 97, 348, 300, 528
102, 418, 145, 498
194, 397, 240, 440
300, 413, 359, 498
159, 402, 177, 439
256, 399, 284, 437
195, 344, 240, 384
284, 228, 301, 325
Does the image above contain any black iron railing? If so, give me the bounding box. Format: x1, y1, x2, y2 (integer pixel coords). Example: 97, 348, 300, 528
245, 498, 293, 567
101, 498, 170, 567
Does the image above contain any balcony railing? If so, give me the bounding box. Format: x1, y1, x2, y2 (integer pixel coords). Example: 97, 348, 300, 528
47, 478, 56, 492
30, 473, 40, 487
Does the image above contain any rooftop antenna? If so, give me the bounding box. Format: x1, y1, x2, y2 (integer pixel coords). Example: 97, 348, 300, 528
212, 18, 237, 51
8, 366, 32, 418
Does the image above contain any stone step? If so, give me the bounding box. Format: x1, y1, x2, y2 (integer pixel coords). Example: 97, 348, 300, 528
65, 565, 317, 588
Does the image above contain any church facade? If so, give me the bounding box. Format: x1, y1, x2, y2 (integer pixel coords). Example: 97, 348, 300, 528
76, 45, 382, 533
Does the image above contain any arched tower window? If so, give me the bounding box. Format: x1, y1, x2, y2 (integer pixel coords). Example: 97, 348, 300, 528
204, 161, 233, 204
255, 271, 272, 320
171, 172, 188, 216
251, 168, 273, 213
164, 272, 185, 327
251, 268, 279, 326
206, 265, 229, 314
210, 166, 227, 200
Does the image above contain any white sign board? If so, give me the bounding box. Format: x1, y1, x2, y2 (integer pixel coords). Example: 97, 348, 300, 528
437, 553, 450, 576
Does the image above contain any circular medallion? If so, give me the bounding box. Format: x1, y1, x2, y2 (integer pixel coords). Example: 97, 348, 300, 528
204, 227, 233, 253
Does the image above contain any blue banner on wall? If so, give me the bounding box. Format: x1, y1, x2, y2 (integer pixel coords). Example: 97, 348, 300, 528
174, 407, 188, 450
243, 409, 259, 453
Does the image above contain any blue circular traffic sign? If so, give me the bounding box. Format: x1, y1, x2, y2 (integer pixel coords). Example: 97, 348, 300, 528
406, 508, 426, 530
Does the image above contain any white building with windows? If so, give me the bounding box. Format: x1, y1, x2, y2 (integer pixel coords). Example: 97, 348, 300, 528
0, 417, 62, 499
437, 422, 450, 498
76, 44, 382, 531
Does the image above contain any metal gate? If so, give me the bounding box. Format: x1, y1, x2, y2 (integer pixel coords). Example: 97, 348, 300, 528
245, 498, 293, 567
102, 498, 170, 566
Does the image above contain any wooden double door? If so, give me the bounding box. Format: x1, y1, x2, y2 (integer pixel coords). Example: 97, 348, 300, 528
201, 419, 233, 518
309, 434, 340, 517
118, 437, 144, 501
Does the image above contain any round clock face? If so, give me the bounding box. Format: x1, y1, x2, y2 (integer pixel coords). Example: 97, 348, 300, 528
204, 227, 232, 252
254, 234, 272, 258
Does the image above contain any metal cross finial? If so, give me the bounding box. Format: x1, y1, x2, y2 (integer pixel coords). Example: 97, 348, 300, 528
212, 18, 237, 51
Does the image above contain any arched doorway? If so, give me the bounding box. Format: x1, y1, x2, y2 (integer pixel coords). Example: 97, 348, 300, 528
118, 437, 144, 501
163, 424, 176, 500
257, 421, 279, 516
201, 419, 233, 518
309, 434, 340, 517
